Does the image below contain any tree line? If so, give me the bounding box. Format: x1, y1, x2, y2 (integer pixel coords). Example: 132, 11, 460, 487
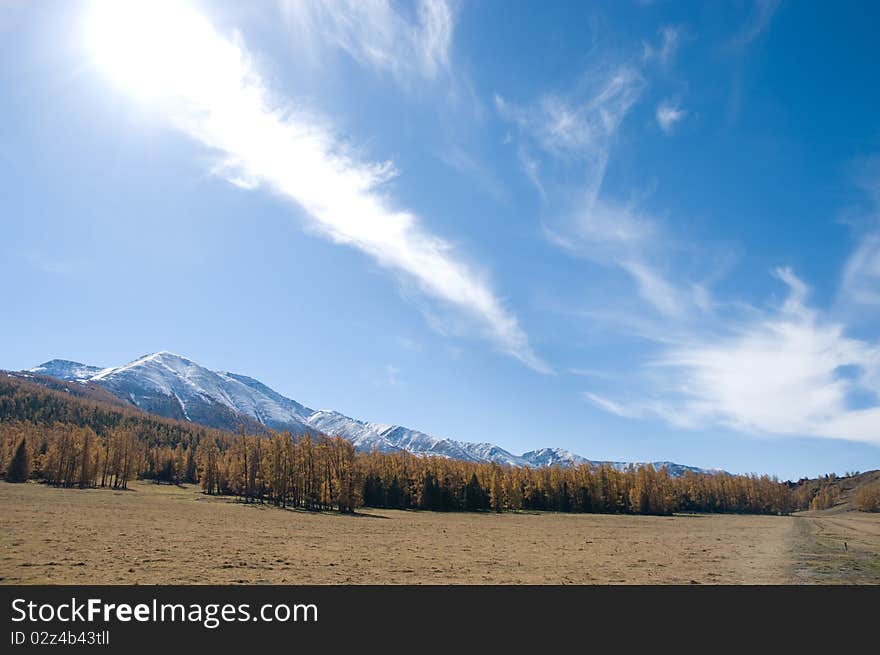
0, 373, 849, 516
357, 449, 796, 515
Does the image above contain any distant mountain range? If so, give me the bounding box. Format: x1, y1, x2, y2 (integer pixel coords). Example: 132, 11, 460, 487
20, 352, 717, 476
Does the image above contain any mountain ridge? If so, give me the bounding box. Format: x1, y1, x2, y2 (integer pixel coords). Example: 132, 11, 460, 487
24, 352, 719, 476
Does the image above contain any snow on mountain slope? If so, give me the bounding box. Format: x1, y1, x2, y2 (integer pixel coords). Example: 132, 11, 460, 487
223, 372, 315, 419
521, 448, 590, 467
39, 352, 317, 434
28, 359, 105, 381
25, 352, 718, 475
305, 414, 528, 465
307, 410, 399, 452
374, 425, 523, 464
519, 448, 719, 474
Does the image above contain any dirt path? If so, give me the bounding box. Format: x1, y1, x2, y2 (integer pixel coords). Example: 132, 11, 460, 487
2, 481, 876, 584
790, 511, 880, 583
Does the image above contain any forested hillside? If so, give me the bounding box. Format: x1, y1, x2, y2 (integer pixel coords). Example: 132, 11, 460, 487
791, 469, 880, 512
2, 373, 862, 516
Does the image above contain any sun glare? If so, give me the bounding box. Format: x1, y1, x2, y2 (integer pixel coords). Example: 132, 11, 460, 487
86, 0, 243, 105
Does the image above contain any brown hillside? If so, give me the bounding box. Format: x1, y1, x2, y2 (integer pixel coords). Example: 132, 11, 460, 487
795, 470, 880, 514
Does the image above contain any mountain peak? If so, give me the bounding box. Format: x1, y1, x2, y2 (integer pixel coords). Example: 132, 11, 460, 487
32, 358, 87, 369
23, 352, 717, 476
140, 350, 192, 364
153, 350, 186, 359
90, 351, 196, 380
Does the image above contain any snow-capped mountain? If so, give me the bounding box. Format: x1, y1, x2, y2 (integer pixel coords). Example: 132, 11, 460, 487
24, 351, 717, 475
33, 352, 318, 435
29, 359, 105, 381
521, 448, 591, 467
517, 448, 711, 477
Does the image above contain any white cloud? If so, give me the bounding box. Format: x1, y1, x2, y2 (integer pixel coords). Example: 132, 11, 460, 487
495, 67, 646, 254
544, 196, 711, 318
280, 0, 454, 82
643, 25, 681, 67
775, 265, 810, 316
837, 164, 880, 310
656, 100, 687, 134
583, 391, 697, 429
620, 259, 688, 316
495, 68, 643, 161
566, 157, 880, 447
842, 233, 880, 306
87, 0, 546, 372
545, 199, 655, 252
583, 391, 642, 419
589, 268, 880, 445
499, 67, 707, 320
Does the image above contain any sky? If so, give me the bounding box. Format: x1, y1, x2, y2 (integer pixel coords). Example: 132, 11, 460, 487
2, 0, 880, 480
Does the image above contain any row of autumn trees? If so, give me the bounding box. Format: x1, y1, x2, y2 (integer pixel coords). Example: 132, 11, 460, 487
0, 373, 824, 516
1, 420, 796, 515
0, 422, 361, 512
853, 484, 880, 512
359, 450, 796, 514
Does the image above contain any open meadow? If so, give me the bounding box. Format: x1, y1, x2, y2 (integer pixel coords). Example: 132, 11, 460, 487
1, 480, 878, 585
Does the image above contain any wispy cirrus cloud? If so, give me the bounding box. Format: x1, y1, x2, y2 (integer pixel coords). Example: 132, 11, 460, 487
495, 68, 643, 161
573, 159, 880, 447
642, 25, 681, 67
280, 0, 491, 198
842, 233, 880, 307
545, 200, 713, 319
840, 167, 880, 310
500, 31, 880, 447
582, 391, 642, 419
497, 65, 708, 320
586, 268, 880, 446
729, 0, 781, 48
279, 0, 455, 83
87, 0, 546, 372
656, 99, 687, 134
494, 66, 643, 217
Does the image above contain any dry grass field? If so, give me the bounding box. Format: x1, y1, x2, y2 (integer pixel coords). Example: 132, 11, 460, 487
2, 480, 878, 584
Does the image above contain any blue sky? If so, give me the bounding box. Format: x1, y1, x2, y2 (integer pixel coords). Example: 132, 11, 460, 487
2, 0, 880, 480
